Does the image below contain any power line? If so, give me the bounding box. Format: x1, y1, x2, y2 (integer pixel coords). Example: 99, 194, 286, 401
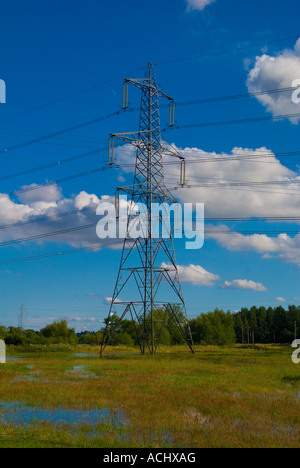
0, 164, 115, 201
0, 109, 124, 155
0, 222, 97, 248
168, 175, 300, 187
204, 217, 300, 222
153, 34, 300, 66
0, 239, 126, 266
0, 88, 298, 165
2, 145, 297, 185
0, 205, 98, 231
0, 199, 299, 237
0, 144, 298, 191
170, 183, 300, 196
2, 216, 298, 250
0, 147, 107, 183
0, 157, 299, 211
0, 226, 298, 266
175, 150, 300, 163
1, 33, 297, 126
0, 66, 145, 124
0, 134, 98, 150
162, 111, 300, 133
1, 225, 299, 250
171, 86, 297, 108
0, 84, 296, 147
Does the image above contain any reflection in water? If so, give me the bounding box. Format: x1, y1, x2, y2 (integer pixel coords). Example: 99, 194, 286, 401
0, 401, 127, 435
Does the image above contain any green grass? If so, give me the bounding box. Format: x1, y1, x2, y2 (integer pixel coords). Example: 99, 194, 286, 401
0, 344, 299, 448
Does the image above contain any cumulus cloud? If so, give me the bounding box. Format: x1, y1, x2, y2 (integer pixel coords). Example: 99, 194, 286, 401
115, 142, 300, 267
161, 262, 220, 286
222, 279, 268, 291
246, 37, 300, 123
116, 143, 300, 219
175, 146, 300, 219
206, 225, 300, 267
18, 183, 62, 204
3, 140, 300, 272
276, 297, 286, 302
186, 0, 216, 11
0, 185, 119, 249
74, 191, 100, 211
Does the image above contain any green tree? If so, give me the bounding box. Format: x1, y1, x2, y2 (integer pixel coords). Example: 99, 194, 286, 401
4, 326, 24, 345
249, 306, 258, 343
40, 320, 78, 344
0, 326, 7, 340
234, 313, 244, 343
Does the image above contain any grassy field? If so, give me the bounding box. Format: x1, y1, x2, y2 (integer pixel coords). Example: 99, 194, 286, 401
0, 344, 299, 448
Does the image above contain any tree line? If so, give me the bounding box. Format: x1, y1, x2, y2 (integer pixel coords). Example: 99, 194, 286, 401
0, 305, 299, 347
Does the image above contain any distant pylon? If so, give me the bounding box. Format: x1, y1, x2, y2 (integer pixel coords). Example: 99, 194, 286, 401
18, 304, 25, 330
100, 63, 194, 355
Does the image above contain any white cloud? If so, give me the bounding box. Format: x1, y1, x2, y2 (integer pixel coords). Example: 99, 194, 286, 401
2, 140, 300, 271
186, 0, 216, 11
222, 279, 268, 291
116, 143, 300, 219
177, 147, 300, 218
69, 316, 96, 322
206, 225, 300, 267
0, 186, 119, 249
74, 191, 100, 211
115, 142, 300, 267
246, 37, 300, 123
161, 262, 220, 286
18, 183, 62, 204
276, 297, 286, 302
0, 196, 33, 223
104, 297, 123, 305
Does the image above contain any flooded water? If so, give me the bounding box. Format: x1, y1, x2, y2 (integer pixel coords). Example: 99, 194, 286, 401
71, 353, 97, 357
0, 401, 127, 433
68, 365, 97, 379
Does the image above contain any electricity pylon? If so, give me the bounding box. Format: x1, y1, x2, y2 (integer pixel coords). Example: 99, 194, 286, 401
18, 304, 25, 330
100, 63, 194, 355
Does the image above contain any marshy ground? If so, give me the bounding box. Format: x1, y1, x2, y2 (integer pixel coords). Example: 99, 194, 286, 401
0, 344, 299, 448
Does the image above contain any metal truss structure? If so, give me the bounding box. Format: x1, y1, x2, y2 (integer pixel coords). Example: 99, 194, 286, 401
100, 63, 194, 355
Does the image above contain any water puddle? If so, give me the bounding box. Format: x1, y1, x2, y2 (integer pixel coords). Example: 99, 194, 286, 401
0, 401, 127, 435
0, 401, 176, 445
71, 353, 97, 357
67, 365, 97, 379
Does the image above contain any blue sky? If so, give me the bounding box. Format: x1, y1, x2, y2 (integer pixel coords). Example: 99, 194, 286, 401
0, 0, 300, 331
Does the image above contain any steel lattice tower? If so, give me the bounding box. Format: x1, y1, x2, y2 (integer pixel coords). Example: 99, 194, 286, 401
18, 304, 25, 330
100, 63, 194, 355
